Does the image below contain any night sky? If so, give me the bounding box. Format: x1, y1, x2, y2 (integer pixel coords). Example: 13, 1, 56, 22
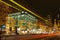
14, 0, 60, 20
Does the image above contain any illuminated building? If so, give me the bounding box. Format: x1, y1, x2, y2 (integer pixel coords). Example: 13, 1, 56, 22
45, 15, 53, 33
57, 14, 60, 31
37, 20, 48, 34
0, 1, 50, 35
54, 19, 57, 31
0, 2, 9, 25
0, 2, 19, 34
48, 15, 52, 32
58, 20, 60, 28
6, 11, 38, 35
57, 14, 60, 27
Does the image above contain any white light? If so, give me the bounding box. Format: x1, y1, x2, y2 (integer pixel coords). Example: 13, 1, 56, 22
25, 12, 27, 13
21, 15, 24, 16
22, 31, 25, 33
18, 15, 20, 17
22, 11, 24, 13
17, 28, 20, 31
25, 31, 27, 33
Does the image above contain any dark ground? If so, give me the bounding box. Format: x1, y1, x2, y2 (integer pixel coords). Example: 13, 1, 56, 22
1, 35, 60, 40
31, 35, 60, 40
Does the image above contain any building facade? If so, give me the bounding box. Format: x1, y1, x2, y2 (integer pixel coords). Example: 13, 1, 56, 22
6, 11, 39, 35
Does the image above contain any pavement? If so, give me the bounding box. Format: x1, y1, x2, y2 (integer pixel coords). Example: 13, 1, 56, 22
1, 32, 60, 40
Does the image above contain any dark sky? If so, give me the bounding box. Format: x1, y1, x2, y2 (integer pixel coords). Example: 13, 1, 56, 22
14, 0, 60, 20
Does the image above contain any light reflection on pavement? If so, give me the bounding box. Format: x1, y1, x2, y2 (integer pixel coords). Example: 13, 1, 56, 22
20, 32, 60, 40
1, 32, 60, 40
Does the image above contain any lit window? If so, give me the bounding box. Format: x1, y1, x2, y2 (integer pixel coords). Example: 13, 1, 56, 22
21, 14, 24, 16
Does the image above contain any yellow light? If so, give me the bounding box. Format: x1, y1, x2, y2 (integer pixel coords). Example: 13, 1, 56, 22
10, 0, 47, 21
0, 0, 21, 12
0, 0, 1, 1
1, 0, 48, 22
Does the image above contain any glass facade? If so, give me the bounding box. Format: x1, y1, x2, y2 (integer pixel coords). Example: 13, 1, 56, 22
6, 11, 38, 35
